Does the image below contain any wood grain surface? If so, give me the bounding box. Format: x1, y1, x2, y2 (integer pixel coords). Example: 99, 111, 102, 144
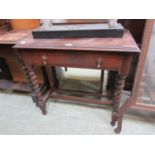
0, 30, 31, 44
14, 30, 140, 53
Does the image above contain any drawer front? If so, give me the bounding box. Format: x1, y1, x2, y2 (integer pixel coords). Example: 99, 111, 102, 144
23, 51, 123, 70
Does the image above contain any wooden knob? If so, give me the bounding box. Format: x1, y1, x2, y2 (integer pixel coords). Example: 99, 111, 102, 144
42, 55, 48, 65
97, 58, 103, 68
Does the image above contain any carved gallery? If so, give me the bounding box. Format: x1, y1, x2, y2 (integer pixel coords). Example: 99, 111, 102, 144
0, 19, 155, 134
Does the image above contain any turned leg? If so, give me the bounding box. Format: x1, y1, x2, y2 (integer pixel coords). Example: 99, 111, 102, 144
16, 52, 40, 105
111, 54, 133, 133
22, 65, 38, 104
42, 55, 59, 90
16, 51, 48, 115
111, 75, 126, 126
27, 66, 47, 115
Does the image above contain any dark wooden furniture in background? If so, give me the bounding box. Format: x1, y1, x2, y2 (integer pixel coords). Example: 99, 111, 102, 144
0, 19, 10, 32
0, 30, 44, 91
14, 30, 140, 133
0, 57, 12, 80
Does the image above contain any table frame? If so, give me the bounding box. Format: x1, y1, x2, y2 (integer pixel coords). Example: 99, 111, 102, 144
14, 30, 139, 133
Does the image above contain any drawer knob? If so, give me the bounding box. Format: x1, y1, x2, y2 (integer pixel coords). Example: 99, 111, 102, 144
42, 55, 48, 65
97, 58, 103, 68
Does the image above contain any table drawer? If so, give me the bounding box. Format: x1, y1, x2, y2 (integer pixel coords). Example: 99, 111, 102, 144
23, 51, 123, 70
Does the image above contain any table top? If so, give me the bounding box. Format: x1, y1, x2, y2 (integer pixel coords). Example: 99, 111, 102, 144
14, 30, 140, 53
0, 30, 31, 45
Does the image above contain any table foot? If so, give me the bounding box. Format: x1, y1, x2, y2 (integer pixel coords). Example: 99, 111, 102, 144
114, 128, 121, 134
41, 107, 47, 115
114, 115, 123, 133
115, 98, 131, 133
38, 100, 47, 115
111, 121, 116, 126
111, 112, 119, 126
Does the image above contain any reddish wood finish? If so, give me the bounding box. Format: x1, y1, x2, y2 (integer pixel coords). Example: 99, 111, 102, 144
14, 29, 140, 133
55, 88, 108, 98
51, 93, 112, 105
14, 31, 139, 52
22, 51, 123, 70
0, 30, 31, 44
0, 30, 43, 83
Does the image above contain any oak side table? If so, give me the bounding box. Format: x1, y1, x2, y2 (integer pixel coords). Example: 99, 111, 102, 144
14, 30, 140, 133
